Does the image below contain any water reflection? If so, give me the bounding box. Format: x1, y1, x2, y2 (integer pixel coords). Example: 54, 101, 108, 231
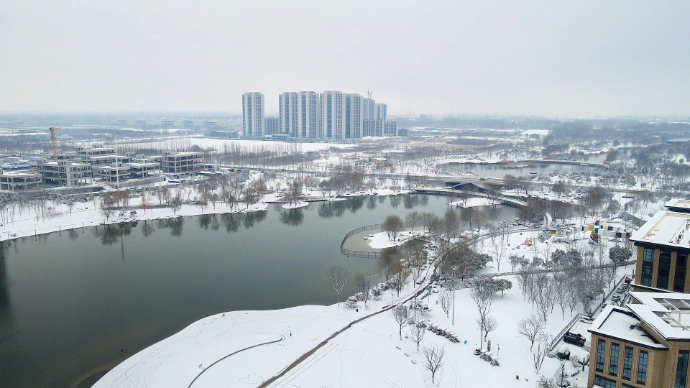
92, 224, 120, 245
280, 208, 304, 226
0, 242, 10, 323
349, 197, 364, 213
68, 229, 79, 240
243, 211, 267, 229
389, 195, 401, 208
157, 217, 184, 236
221, 213, 241, 233
366, 197, 377, 210
141, 220, 155, 238
403, 194, 419, 209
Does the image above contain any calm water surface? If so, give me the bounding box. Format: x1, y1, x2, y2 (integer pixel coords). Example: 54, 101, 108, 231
0, 194, 517, 387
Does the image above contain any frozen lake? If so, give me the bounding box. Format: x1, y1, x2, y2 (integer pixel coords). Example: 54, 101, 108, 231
0, 194, 518, 387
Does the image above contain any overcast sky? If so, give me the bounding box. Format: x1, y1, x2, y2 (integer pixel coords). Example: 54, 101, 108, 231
1, 1, 688, 117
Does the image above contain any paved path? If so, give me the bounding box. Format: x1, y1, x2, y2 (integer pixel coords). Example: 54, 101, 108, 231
260, 273, 435, 388
187, 335, 284, 388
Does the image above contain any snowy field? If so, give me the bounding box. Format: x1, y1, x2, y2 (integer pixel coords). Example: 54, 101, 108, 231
367, 230, 426, 249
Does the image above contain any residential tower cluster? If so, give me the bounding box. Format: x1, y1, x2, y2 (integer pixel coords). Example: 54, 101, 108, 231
242, 91, 398, 140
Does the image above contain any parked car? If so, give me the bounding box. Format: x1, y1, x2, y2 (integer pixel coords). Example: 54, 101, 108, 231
580, 316, 594, 324
563, 331, 586, 347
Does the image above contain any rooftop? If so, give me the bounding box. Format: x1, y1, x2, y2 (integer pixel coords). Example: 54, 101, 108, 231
666, 198, 690, 212
629, 292, 690, 341
0, 171, 41, 177
630, 210, 690, 248
589, 305, 666, 349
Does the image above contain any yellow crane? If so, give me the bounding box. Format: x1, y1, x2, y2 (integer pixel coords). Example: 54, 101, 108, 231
49, 127, 62, 158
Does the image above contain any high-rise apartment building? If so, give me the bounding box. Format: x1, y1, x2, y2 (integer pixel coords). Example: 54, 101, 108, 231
384, 121, 397, 136
375, 103, 387, 121
363, 98, 376, 120
320, 91, 343, 139
279, 92, 298, 136
242, 92, 265, 138
344, 93, 363, 139
244, 91, 396, 140
265, 117, 280, 135
296, 92, 320, 139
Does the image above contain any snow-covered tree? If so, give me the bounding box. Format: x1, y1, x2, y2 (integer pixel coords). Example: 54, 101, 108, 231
391, 304, 411, 340
326, 265, 348, 306
422, 345, 445, 384
518, 314, 545, 350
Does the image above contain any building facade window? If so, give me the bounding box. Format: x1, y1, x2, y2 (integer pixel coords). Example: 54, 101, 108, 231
623, 346, 633, 380
609, 343, 620, 376
596, 339, 606, 372
642, 248, 655, 286
594, 375, 616, 388
676, 253, 688, 292
676, 350, 690, 388
638, 350, 648, 384
658, 250, 672, 290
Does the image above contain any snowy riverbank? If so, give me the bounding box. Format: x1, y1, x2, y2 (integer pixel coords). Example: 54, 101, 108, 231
0, 196, 268, 242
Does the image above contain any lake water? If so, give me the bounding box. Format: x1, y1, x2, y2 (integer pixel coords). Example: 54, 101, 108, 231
0, 194, 517, 387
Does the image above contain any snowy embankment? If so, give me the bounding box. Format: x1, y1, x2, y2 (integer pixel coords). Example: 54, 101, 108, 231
448, 197, 500, 208
367, 230, 426, 249
0, 196, 268, 242
281, 201, 308, 210
94, 279, 432, 388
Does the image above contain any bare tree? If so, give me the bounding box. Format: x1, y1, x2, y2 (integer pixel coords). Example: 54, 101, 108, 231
533, 335, 551, 373
66, 199, 75, 215
391, 304, 411, 340
409, 322, 426, 351
326, 265, 349, 306
518, 314, 545, 350
439, 289, 452, 318
405, 211, 421, 231
471, 281, 494, 349
170, 192, 183, 215
481, 315, 498, 341
354, 271, 372, 307
382, 214, 404, 241
422, 345, 445, 384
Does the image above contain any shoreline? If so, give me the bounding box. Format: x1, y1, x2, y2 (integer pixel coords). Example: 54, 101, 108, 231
0, 189, 414, 244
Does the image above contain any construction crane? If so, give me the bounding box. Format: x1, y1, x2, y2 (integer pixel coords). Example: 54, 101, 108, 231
49, 127, 62, 158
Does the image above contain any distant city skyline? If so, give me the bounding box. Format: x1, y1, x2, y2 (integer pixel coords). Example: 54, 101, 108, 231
1, 1, 689, 116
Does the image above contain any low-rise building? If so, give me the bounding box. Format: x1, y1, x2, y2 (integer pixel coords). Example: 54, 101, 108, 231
162, 151, 203, 174
94, 164, 131, 183
631, 201, 690, 293
128, 162, 160, 178
38, 159, 92, 187
0, 171, 42, 191
588, 292, 690, 388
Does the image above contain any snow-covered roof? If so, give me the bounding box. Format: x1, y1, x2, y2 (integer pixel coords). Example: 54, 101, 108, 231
0, 170, 41, 177
589, 305, 666, 349
666, 198, 690, 212
630, 210, 690, 248
627, 292, 690, 341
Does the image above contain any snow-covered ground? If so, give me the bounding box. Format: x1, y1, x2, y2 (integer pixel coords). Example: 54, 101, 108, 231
367, 230, 425, 249
93, 251, 625, 388
448, 197, 500, 208
281, 201, 309, 210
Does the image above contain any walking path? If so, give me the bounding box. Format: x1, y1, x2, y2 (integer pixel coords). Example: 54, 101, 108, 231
188, 335, 284, 388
